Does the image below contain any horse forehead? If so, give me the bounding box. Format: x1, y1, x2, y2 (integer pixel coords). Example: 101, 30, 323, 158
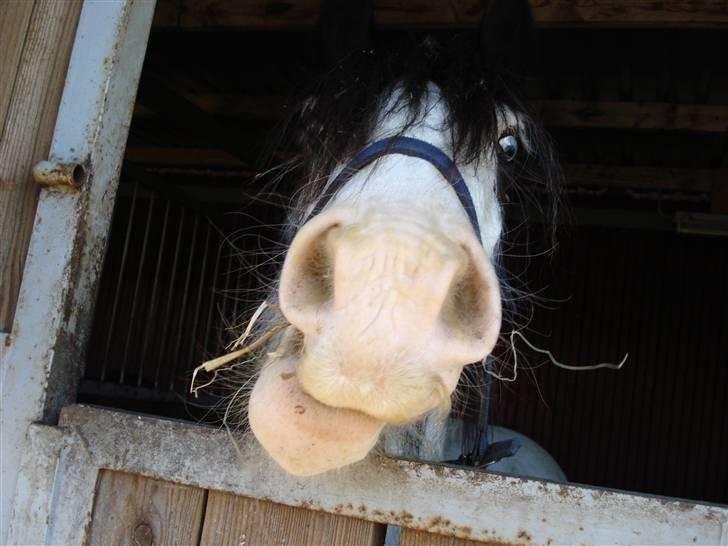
374, 83, 522, 152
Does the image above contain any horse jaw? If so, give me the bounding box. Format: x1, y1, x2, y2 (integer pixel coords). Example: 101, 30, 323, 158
249, 337, 385, 476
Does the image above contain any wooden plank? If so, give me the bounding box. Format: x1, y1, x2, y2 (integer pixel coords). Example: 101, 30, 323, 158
88, 470, 206, 546
537, 100, 728, 133
152, 0, 728, 29
135, 94, 728, 133
401, 528, 491, 546
565, 164, 724, 193
0, 0, 82, 331
199, 491, 386, 546
529, 0, 728, 28
0, 0, 35, 131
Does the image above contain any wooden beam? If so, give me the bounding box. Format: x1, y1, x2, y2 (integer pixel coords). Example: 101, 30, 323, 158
199, 492, 386, 546
152, 0, 728, 29
135, 95, 728, 133
537, 100, 728, 133
565, 164, 724, 193
135, 75, 262, 166
0, 0, 83, 332
122, 146, 726, 194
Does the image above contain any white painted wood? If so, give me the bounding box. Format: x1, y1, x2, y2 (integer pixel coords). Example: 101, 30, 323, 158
6, 424, 65, 546
0, 1, 156, 542
53, 405, 728, 546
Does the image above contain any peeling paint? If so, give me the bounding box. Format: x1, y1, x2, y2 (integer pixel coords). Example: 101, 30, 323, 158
43, 405, 728, 546
1, 2, 156, 543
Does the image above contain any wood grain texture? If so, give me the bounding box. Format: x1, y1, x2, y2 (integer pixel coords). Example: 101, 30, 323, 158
0, 0, 82, 331
88, 470, 207, 546
0, 0, 35, 131
152, 0, 728, 29
199, 491, 386, 546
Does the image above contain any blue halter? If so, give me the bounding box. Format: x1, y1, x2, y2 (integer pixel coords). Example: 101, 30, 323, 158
306, 136, 481, 241
306, 135, 520, 468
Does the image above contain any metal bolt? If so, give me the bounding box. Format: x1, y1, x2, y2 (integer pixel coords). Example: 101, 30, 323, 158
32, 160, 87, 192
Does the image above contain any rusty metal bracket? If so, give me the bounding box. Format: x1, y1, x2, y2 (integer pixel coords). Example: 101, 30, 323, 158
32, 160, 87, 192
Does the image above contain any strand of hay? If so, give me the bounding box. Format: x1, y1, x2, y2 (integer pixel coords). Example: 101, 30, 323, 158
484, 330, 628, 382
190, 302, 290, 397
229, 300, 269, 351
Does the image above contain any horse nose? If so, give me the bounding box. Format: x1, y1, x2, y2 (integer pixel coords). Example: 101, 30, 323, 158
278, 207, 502, 367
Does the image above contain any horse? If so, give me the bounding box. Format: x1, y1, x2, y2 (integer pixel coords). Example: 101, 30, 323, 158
212, 0, 565, 480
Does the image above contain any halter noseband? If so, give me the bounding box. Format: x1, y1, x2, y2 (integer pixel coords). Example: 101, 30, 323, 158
306, 136, 482, 243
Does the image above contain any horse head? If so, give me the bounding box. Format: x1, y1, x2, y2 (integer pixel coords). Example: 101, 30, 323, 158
244, 0, 561, 476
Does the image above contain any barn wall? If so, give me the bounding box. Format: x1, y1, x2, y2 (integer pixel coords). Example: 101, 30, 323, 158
491, 226, 728, 505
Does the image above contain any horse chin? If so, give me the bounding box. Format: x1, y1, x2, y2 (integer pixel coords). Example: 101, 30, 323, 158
248, 352, 385, 476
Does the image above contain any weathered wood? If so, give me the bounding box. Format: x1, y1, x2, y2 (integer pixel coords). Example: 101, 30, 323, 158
200, 491, 386, 546
1, 2, 156, 541
52, 405, 728, 546
529, 0, 728, 27
0, 1, 35, 131
537, 100, 728, 133
0, 0, 82, 331
152, 0, 728, 29
400, 528, 490, 546
88, 470, 207, 546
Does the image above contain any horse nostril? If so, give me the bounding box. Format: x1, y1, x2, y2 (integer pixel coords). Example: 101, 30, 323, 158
438, 241, 502, 363
279, 214, 345, 335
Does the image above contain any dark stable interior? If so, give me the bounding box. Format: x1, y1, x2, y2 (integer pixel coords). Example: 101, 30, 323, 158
79, 11, 727, 506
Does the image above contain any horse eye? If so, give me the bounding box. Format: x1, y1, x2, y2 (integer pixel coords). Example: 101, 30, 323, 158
498, 134, 518, 162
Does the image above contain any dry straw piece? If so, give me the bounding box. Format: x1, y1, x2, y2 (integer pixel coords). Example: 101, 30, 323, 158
190, 300, 289, 396
190, 304, 628, 396
484, 330, 628, 382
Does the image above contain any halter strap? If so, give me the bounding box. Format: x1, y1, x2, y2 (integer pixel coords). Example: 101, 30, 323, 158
306, 136, 482, 243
